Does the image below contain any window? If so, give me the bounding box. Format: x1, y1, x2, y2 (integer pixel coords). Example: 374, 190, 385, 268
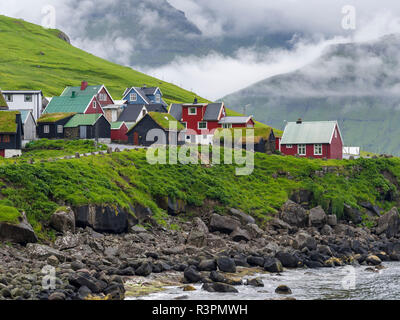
93, 101, 97, 109
222, 123, 232, 129
298, 144, 306, 155
24, 94, 32, 102
314, 144, 322, 155
189, 107, 197, 115
198, 121, 207, 130
1, 135, 10, 143
4, 94, 12, 102
57, 125, 63, 134
155, 94, 161, 103
99, 93, 107, 101
44, 125, 50, 134
286, 144, 293, 148
335, 129, 338, 139
130, 93, 137, 102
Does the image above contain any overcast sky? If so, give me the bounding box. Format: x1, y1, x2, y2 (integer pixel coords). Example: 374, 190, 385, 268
2, 1, 400, 99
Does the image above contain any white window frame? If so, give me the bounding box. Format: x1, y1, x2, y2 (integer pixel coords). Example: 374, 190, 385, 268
57, 125, 63, 134
189, 107, 197, 115
298, 144, 306, 155
222, 123, 232, 129
24, 94, 33, 102
314, 144, 322, 155
155, 94, 161, 103
198, 121, 207, 130
286, 144, 293, 148
99, 93, 107, 101
93, 101, 97, 109
130, 93, 137, 102
44, 125, 50, 134
5, 94, 12, 102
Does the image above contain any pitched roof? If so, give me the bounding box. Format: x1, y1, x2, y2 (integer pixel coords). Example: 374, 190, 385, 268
219, 116, 253, 124
64, 114, 103, 128
44, 95, 94, 114
118, 105, 145, 122
145, 104, 168, 113
128, 112, 185, 133
280, 121, 341, 144
0, 111, 20, 133
203, 103, 224, 121
18, 110, 33, 123
169, 104, 182, 121
140, 87, 159, 96
0, 91, 8, 108
111, 121, 126, 130
37, 112, 76, 123
61, 85, 103, 97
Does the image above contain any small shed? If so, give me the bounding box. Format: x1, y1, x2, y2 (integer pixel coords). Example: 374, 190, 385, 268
64, 114, 111, 140
37, 112, 76, 139
111, 121, 129, 142
126, 112, 185, 146
0, 111, 23, 158
19, 110, 36, 142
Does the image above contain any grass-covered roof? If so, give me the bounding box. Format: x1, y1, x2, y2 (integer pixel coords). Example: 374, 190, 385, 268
0, 91, 8, 108
37, 112, 76, 123
128, 112, 185, 133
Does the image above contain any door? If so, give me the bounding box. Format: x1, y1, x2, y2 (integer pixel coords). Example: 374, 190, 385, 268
80, 126, 87, 139
133, 132, 139, 145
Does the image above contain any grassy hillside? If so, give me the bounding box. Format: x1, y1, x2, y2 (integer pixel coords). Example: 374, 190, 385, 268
0, 141, 398, 240
0, 15, 204, 104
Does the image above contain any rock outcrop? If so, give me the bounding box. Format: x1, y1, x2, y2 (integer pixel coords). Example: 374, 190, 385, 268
0, 212, 37, 244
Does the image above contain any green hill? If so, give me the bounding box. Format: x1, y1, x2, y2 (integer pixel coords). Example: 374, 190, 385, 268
0, 15, 204, 104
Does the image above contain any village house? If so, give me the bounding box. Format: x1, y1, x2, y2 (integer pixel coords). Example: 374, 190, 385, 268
37, 113, 76, 139
117, 104, 148, 128
169, 101, 255, 145
63, 114, 111, 142
0, 111, 24, 158
122, 86, 167, 106
1, 90, 45, 120
61, 82, 114, 108
19, 110, 36, 143
279, 119, 343, 159
102, 100, 127, 123
43, 92, 103, 115
111, 121, 129, 143
126, 112, 185, 146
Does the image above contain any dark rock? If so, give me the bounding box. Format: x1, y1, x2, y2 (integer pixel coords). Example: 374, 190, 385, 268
230, 228, 251, 242
246, 278, 264, 287
269, 218, 293, 230
57, 31, 71, 44
327, 215, 337, 226
246, 256, 265, 267
158, 197, 186, 216
184, 267, 202, 283
280, 200, 308, 227
135, 262, 152, 277
50, 207, 75, 234
244, 223, 264, 238
290, 189, 313, 207
376, 207, 400, 238
103, 284, 125, 300
209, 214, 241, 234
210, 271, 225, 283
117, 267, 135, 276
275, 252, 299, 268
202, 282, 238, 293
216, 257, 236, 273
145, 252, 159, 259
360, 202, 382, 217
343, 204, 362, 224
295, 232, 317, 251
366, 255, 382, 266
69, 274, 102, 293
275, 285, 292, 295
187, 218, 209, 247
309, 206, 327, 228
0, 212, 37, 244
320, 224, 333, 236
48, 292, 66, 300
234, 256, 250, 268
198, 259, 217, 272
228, 208, 255, 225
264, 257, 283, 273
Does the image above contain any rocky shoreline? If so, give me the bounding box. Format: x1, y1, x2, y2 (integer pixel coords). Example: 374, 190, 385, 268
1, 199, 400, 300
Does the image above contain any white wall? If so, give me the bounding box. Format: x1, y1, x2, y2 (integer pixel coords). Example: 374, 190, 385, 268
3, 92, 42, 120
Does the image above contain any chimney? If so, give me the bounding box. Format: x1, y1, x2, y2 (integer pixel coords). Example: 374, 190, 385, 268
193, 97, 198, 104
81, 81, 88, 91
296, 118, 302, 124
72, 91, 76, 98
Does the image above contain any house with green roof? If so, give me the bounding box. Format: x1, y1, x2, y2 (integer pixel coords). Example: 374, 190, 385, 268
37, 112, 76, 139
61, 81, 114, 108
64, 114, 111, 141
43, 92, 103, 115
0, 111, 23, 158
126, 112, 185, 146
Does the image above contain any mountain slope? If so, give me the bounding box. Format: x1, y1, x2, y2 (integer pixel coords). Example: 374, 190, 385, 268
222, 34, 400, 155
0, 15, 204, 104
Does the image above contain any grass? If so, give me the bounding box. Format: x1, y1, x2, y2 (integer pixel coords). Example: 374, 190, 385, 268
0, 141, 398, 239
37, 112, 76, 123
147, 112, 185, 131
0, 205, 21, 224
0, 111, 20, 132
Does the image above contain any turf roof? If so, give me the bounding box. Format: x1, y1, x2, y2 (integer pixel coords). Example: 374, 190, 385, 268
0, 111, 20, 133
37, 112, 76, 123
64, 114, 103, 128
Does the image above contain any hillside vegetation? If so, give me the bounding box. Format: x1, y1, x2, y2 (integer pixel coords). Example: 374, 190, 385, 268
0, 141, 399, 240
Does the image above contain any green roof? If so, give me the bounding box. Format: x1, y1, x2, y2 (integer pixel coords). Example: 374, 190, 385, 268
281, 121, 340, 144
0, 111, 20, 133
37, 112, 76, 123
128, 112, 185, 133
214, 127, 274, 143
111, 121, 125, 129
44, 95, 93, 114
64, 114, 103, 128
61, 85, 102, 97
0, 91, 8, 108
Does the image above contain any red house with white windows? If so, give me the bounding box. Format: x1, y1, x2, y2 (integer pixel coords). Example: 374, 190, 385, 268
169, 101, 255, 144
279, 119, 343, 159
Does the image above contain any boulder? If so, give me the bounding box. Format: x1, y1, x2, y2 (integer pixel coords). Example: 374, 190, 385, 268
26, 244, 65, 261
244, 223, 264, 238
275, 251, 299, 268
158, 197, 186, 216
198, 259, 217, 272
360, 202, 382, 217
50, 207, 75, 234
135, 262, 153, 277
54, 232, 80, 250
187, 218, 209, 247
202, 282, 238, 293
343, 204, 362, 224
309, 206, 326, 228
327, 215, 337, 227
264, 257, 283, 273
228, 208, 255, 225
184, 267, 202, 283
376, 207, 400, 238
0, 211, 37, 244
320, 224, 333, 236
280, 200, 308, 227
210, 271, 226, 283
246, 256, 265, 267
209, 214, 241, 234
295, 232, 317, 251
275, 285, 292, 295
216, 257, 236, 273
246, 278, 264, 287
366, 255, 382, 266
230, 228, 251, 242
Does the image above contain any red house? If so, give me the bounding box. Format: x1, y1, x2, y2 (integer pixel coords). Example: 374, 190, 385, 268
61, 82, 115, 108
169, 101, 254, 144
111, 121, 129, 142
280, 119, 343, 159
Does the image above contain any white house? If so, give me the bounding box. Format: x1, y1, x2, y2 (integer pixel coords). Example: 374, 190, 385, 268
2, 90, 44, 120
